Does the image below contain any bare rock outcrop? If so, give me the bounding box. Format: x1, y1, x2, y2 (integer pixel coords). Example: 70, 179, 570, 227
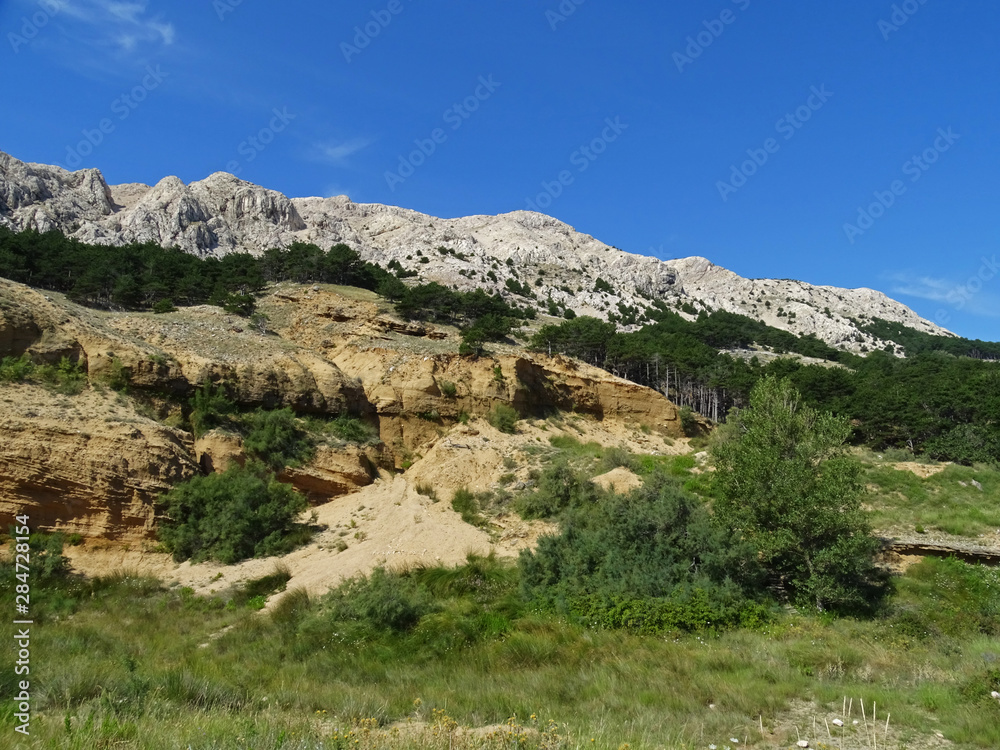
0, 149, 951, 353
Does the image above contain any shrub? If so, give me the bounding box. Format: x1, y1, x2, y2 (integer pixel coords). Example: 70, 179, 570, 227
189, 380, 236, 437
152, 298, 176, 313
98, 356, 129, 392
600, 446, 637, 472
439, 380, 458, 398
0, 354, 33, 382
243, 408, 314, 471
515, 461, 598, 520
451, 488, 485, 526
323, 567, 429, 632
678, 405, 699, 437
33, 356, 87, 395
487, 403, 519, 434
22, 533, 71, 581
415, 483, 439, 502
158, 464, 312, 564
324, 415, 378, 444
519, 474, 766, 632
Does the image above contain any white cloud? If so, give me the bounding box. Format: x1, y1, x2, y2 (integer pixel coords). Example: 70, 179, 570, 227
889, 269, 1000, 318
23, 0, 175, 54
311, 138, 373, 166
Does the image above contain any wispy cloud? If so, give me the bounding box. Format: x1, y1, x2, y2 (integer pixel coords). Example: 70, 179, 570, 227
888, 268, 1000, 318
888, 272, 954, 303
19, 0, 175, 55
310, 138, 373, 166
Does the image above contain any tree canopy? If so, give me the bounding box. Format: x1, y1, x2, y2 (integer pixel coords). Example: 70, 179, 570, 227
711, 376, 890, 614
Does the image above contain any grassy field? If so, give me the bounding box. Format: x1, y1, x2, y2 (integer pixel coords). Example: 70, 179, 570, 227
5, 439, 1000, 750
3, 549, 1000, 750
863, 460, 1000, 539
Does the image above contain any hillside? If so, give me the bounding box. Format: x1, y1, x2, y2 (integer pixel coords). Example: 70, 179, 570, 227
0, 149, 950, 354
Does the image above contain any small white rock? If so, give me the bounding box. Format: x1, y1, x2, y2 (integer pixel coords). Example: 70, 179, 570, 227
831, 719, 844, 727
797, 742, 809, 748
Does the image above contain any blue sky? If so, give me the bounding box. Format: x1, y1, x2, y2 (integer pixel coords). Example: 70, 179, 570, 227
2, 0, 998, 340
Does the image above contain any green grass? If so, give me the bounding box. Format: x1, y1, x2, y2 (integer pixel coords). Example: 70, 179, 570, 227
5, 555, 1000, 748
866, 461, 1000, 537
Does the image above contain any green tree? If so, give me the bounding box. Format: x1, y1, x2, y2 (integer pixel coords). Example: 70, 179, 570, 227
711, 376, 889, 614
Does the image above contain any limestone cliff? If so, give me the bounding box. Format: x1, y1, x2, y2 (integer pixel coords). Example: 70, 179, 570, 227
0, 149, 950, 354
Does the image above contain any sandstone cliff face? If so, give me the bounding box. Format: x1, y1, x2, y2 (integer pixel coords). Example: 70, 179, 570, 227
0, 384, 198, 540
0, 149, 950, 353
331, 347, 681, 459
0, 278, 369, 413
193, 429, 383, 505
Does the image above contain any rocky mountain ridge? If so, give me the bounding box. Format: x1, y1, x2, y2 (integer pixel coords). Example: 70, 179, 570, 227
0, 149, 951, 354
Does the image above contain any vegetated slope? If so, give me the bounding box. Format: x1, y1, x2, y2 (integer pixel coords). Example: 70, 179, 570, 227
0, 148, 950, 352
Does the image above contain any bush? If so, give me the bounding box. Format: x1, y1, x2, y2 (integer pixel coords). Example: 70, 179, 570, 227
515, 461, 598, 520
1, 355, 87, 394
451, 488, 485, 526
323, 415, 378, 444
323, 567, 429, 632
152, 298, 176, 313
158, 464, 312, 564
488, 403, 519, 434
189, 380, 236, 437
678, 405, 699, 436
24, 533, 71, 581
37, 356, 87, 395
519, 474, 765, 632
98, 356, 129, 392
0, 354, 33, 382
439, 380, 458, 398
415, 483, 439, 502
243, 408, 314, 470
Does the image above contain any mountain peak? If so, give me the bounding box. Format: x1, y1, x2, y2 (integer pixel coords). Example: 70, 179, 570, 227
0, 149, 951, 351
